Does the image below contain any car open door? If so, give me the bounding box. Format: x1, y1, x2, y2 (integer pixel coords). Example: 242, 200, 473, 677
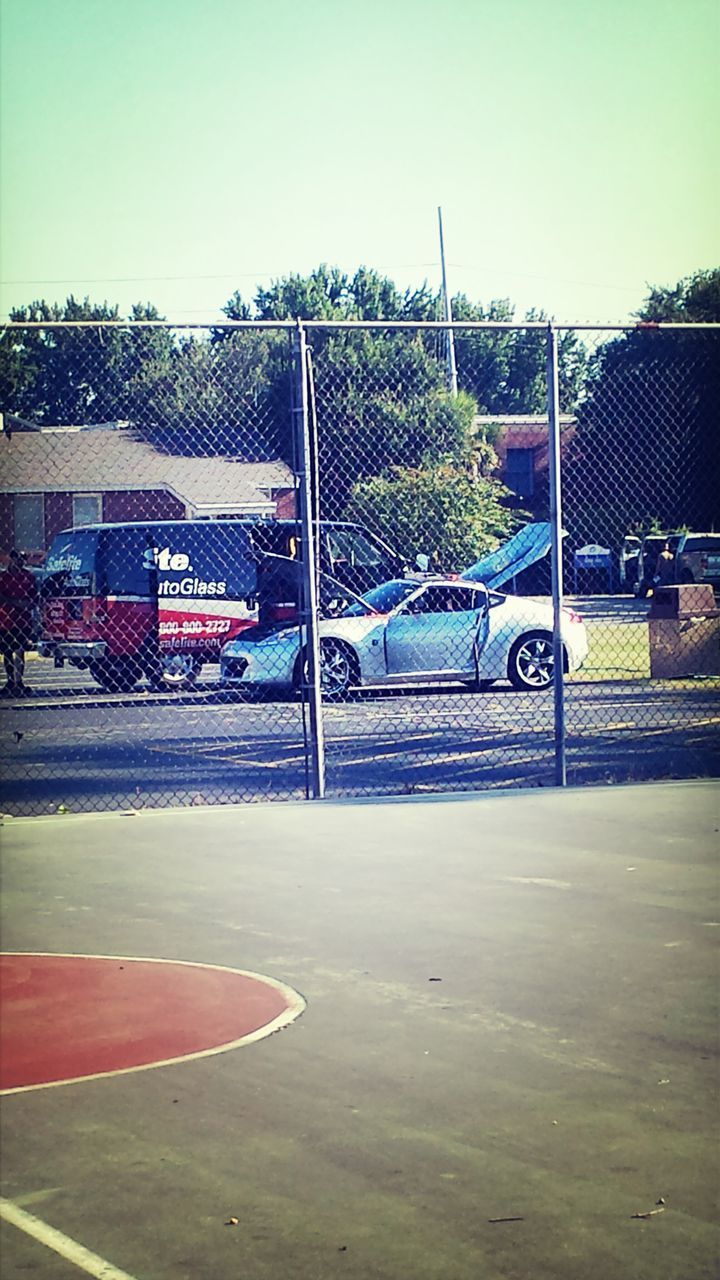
384, 584, 489, 678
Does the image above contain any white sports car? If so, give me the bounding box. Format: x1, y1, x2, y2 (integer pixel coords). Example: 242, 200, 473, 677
220, 577, 588, 697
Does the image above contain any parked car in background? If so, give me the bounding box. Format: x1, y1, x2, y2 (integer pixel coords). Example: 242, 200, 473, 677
633, 530, 720, 596
220, 576, 588, 698
618, 535, 642, 591
674, 532, 720, 592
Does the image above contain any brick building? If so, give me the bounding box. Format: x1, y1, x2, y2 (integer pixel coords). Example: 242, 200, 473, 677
477, 414, 577, 508
0, 419, 296, 563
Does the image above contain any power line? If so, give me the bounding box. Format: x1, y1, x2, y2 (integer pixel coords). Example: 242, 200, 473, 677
0, 263, 639, 294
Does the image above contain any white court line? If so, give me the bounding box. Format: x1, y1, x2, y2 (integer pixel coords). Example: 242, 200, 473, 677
0, 1197, 138, 1280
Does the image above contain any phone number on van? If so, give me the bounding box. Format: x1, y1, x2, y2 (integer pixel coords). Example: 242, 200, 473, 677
158, 619, 233, 636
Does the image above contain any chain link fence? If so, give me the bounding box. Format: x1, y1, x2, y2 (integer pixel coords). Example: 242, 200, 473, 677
1, 318, 718, 814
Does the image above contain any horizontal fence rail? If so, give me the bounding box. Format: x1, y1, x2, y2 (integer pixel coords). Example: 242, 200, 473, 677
0, 319, 718, 815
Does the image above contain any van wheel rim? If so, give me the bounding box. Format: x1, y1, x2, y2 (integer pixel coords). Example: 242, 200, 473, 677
160, 654, 198, 685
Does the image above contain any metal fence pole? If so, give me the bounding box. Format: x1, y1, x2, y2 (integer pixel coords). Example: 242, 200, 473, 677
546, 323, 567, 787
293, 322, 326, 798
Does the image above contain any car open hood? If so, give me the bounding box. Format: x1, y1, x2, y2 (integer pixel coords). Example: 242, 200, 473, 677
462, 522, 558, 588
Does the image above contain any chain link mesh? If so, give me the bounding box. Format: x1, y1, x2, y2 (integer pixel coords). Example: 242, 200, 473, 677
0, 322, 314, 813
562, 326, 720, 783
1, 320, 718, 814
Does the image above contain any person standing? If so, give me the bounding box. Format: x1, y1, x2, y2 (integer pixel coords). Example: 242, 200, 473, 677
0, 549, 38, 696
653, 541, 676, 589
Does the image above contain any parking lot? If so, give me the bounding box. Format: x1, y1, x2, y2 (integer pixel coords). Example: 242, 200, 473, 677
0, 596, 718, 814
1, 666, 719, 814
2, 782, 718, 1280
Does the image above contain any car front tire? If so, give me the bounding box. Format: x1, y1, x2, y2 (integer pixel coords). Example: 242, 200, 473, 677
295, 638, 358, 700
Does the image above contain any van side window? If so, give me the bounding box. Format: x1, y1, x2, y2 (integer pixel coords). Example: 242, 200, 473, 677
328, 529, 386, 569
101, 529, 155, 596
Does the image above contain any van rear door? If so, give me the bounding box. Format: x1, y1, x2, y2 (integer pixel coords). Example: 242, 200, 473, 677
42, 528, 101, 639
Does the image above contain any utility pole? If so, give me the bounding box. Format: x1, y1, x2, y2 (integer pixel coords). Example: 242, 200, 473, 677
438, 206, 458, 397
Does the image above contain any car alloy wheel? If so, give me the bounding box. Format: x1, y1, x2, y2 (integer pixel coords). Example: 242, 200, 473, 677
508, 632, 555, 690
318, 638, 354, 699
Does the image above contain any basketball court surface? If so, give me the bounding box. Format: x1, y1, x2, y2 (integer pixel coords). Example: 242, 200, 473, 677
1, 781, 718, 1280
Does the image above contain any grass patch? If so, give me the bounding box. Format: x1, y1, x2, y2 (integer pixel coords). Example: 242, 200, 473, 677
569, 621, 650, 682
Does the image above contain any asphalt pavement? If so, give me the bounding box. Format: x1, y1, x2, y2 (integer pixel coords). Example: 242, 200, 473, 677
1, 781, 718, 1280
1, 673, 718, 814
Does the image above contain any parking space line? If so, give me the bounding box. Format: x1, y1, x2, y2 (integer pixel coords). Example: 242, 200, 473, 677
0, 1198, 138, 1280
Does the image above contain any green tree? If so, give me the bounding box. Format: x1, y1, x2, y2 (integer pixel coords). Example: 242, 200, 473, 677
222, 270, 479, 505
131, 329, 291, 460
220, 267, 588, 512
0, 297, 174, 426
348, 457, 517, 572
228, 264, 438, 323
563, 269, 720, 547
452, 297, 586, 413
310, 333, 476, 516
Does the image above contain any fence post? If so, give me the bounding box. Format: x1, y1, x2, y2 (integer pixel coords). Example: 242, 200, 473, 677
546, 323, 567, 787
293, 321, 326, 799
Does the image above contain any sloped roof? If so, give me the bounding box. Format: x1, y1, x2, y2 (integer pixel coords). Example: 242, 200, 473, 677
0, 426, 294, 513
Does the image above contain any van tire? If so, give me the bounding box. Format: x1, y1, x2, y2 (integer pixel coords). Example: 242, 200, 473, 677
89, 659, 142, 693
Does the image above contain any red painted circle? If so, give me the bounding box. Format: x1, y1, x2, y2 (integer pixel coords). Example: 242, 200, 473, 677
0, 953, 303, 1092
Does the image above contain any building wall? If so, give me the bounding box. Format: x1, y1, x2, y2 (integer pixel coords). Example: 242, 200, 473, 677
1, 486, 295, 562
274, 487, 297, 519
102, 490, 186, 523
1, 489, 189, 562
0, 494, 14, 554
45, 493, 74, 545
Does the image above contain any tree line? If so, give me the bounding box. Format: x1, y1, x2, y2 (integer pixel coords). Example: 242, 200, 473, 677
1, 266, 717, 564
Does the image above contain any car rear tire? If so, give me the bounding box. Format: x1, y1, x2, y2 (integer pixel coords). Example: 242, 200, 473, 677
507, 631, 558, 691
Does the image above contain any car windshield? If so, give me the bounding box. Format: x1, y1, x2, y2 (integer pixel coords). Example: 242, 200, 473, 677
342, 579, 416, 617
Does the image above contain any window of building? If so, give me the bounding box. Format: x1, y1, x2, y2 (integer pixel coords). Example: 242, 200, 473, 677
505, 448, 535, 498
13, 494, 45, 552
73, 494, 102, 526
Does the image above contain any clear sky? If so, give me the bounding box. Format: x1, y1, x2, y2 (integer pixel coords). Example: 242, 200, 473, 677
1, 0, 718, 326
